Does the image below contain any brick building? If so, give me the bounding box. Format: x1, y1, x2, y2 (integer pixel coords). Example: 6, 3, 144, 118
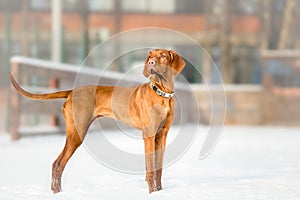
0, 0, 262, 85
0, 0, 266, 132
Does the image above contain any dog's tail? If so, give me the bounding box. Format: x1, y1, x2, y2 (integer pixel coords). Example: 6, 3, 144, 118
9, 72, 72, 100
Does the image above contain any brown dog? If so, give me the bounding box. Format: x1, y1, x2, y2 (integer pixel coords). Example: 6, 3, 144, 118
9, 49, 185, 193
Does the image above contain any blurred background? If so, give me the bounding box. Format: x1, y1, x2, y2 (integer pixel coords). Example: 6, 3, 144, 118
1, 0, 300, 140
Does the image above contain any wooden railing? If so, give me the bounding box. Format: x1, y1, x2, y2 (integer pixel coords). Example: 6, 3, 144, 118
9, 56, 195, 140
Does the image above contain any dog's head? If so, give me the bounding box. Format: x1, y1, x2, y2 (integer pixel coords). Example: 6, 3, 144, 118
143, 49, 185, 79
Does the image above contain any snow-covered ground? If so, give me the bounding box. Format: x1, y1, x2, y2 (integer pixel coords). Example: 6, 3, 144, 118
1, 125, 300, 200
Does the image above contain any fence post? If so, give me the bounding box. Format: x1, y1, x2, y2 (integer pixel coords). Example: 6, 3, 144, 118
49, 78, 60, 127
10, 61, 21, 141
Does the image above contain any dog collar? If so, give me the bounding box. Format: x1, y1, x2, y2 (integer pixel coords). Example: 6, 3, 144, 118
149, 82, 174, 99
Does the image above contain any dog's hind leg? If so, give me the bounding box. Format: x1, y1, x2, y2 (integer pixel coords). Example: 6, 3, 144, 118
51, 96, 94, 193
51, 128, 82, 193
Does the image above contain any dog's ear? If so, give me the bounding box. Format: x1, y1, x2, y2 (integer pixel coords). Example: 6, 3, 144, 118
143, 53, 151, 78
169, 50, 185, 76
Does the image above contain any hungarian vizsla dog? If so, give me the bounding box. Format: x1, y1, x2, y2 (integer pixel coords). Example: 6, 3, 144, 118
9, 49, 185, 193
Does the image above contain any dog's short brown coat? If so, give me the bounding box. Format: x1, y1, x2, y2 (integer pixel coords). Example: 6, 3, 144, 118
9, 49, 185, 193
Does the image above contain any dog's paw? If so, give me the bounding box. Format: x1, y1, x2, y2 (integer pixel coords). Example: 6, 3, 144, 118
51, 178, 62, 193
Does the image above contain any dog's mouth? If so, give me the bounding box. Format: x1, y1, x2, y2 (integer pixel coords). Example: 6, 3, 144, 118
150, 68, 156, 75
150, 68, 167, 81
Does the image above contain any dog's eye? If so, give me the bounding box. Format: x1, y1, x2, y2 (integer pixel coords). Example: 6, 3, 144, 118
161, 54, 166, 59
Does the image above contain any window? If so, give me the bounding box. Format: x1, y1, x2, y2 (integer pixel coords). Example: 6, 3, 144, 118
30, 0, 50, 10
176, 0, 204, 13
149, 0, 175, 13
122, 0, 147, 12
0, 0, 21, 11
62, 0, 114, 12
88, 0, 114, 12
228, 0, 260, 15
63, 0, 79, 11
122, 0, 175, 13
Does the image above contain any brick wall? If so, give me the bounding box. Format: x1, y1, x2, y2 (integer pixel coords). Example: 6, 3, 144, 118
192, 85, 263, 125
262, 89, 300, 126
261, 50, 300, 126
0, 12, 260, 35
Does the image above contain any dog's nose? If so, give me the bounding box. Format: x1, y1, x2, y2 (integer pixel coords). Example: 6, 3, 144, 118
148, 59, 155, 66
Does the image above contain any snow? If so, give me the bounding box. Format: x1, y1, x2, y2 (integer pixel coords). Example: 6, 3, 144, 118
1, 125, 300, 200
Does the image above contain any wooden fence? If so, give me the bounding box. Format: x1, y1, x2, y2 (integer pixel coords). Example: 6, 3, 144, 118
9, 56, 195, 140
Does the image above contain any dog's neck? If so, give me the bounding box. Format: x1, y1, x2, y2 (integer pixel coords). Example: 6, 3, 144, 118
149, 74, 174, 94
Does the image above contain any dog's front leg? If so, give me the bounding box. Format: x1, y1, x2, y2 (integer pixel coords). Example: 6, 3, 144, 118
142, 105, 168, 193
154, 128, 168, 191
143, 135, 157, 193
154, 112, 173, 191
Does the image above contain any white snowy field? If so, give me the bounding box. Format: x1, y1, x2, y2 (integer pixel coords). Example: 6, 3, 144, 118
1, 125, 300, 200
